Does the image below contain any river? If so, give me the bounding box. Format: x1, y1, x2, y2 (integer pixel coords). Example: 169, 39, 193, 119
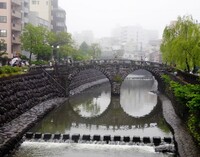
12, 72, 175, 157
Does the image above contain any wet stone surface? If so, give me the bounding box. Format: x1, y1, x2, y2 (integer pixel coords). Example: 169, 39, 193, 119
159, 95, 200, 157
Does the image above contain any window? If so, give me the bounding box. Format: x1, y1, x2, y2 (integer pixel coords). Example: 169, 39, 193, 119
0, 43, 6, 51
0, 16, 7, 23
0, 2, 6, 9
0, 30, 7, 37
32, 0, 39, 5
56, 23, 63, 26
56, 13, 65, 18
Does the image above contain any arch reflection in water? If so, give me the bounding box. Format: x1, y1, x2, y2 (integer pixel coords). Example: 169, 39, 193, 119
69, 83, 111, 117
120, 70, 158, 117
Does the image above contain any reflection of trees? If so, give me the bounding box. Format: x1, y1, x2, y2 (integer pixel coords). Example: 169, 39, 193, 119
72, 99, 101, 117
70, 83, 110, 117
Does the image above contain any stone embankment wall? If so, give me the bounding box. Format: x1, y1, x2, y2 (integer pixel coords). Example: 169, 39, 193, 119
0, 69, 108, 156
0, 73, 63, 126
69, 69, 107, 91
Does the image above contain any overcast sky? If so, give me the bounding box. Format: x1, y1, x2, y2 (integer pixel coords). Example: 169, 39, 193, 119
58, 0, 200, 39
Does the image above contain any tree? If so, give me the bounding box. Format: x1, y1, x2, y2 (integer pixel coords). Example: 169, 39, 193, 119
78, 42, 92, 60
0, 39, 8, 65
21, 24, 52, 64
48, 31, 73, 61
90, 43, 101, 59
161, 15, 200, 72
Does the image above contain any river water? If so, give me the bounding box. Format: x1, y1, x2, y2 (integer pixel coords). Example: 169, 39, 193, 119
12, 72, 175, 157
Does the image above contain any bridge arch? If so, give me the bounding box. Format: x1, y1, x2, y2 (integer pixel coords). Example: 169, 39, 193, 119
67, 65, 112, 92
119, 66, 165, 93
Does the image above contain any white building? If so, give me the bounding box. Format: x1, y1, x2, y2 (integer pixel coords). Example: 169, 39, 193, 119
29, 0, 52, 30
111, 25, 159, 60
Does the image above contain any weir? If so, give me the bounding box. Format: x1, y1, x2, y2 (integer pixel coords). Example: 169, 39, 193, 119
24, 132, 175, 153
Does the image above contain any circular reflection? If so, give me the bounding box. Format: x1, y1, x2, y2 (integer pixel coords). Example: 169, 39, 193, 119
120, 72, 158, 117
69, 83, 111, 118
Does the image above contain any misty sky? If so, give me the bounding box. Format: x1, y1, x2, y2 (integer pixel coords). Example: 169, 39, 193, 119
58, 0, 200, 38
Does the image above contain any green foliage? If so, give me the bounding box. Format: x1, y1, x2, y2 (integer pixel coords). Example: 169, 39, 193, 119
21, 24, 52, 63
164, 75, 200, 144
113, 74, 123, 83
31, 60, 48, 65
0, 39, 8, 65
161, 15, 200, 72
161, 74, 171, 84
90, 43, 101, 59
188, 114, 200, 145
49, 31, 74, 62
0, 66, 24, 77
77, 42, 102, 60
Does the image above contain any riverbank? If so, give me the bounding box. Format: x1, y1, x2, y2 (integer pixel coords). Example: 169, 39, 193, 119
0, 98, 67, 156
159, 94, 200, 157
1, 82, 199, 156
0, 78, 108, 156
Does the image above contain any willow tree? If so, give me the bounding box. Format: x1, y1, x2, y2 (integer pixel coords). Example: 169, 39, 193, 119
161, 15, 200, 72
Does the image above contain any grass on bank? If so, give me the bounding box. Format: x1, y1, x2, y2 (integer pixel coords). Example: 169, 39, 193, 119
0, 65, 28, 78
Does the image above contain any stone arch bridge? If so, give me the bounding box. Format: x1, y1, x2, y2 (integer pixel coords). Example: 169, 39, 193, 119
31, 59, 172, 96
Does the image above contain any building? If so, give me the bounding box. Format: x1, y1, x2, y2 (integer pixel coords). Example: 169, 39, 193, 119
0, 0, 67, 59
29, 0, 67, 32
29, 0, 52, 30
51, 0, 67, 32
29, 0, 51, 23
0, 0, 22, 58
21, 0, 29, 28
111, 25, 159, 60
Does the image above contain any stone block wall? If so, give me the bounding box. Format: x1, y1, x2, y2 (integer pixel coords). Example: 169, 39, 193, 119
0, 73, 63, 126
69, 69, 107, 90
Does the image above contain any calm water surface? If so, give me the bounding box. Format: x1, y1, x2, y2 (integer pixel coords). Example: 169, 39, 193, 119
12, 73, 174, 157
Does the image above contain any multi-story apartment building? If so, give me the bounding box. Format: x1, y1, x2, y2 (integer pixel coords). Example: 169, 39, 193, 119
51, 0, 67, 33
29, 0, 52, 30
0, 0, 22, 58
0, 0, 67, 59
21, 0, 29, 28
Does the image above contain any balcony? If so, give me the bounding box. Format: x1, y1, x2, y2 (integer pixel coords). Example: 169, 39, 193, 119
23, 18, 29, 24
12, 0, 21, 6
23, 7, 29, 13
12, 23, 21, 31
12, 36, 21, 44
12, 10, 21, 19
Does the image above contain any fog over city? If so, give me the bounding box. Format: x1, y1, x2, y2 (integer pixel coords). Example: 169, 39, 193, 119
59, 0, 200, 39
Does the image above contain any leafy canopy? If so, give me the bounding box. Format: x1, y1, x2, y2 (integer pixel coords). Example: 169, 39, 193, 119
161, 15, 200, 72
